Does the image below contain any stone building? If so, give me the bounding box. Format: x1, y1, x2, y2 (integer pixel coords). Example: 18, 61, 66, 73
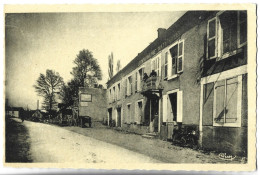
106, 11, 248, 156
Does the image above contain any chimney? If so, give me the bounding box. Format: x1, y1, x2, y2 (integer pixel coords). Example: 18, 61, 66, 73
37, 100, 39, 110
157, 28, 167, 40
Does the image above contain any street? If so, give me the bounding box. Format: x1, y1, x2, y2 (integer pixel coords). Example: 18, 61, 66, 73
18, 118, 160, 163
6, 118, 245, 164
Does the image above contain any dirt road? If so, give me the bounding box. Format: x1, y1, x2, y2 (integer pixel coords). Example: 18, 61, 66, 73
19, 119, 160, 163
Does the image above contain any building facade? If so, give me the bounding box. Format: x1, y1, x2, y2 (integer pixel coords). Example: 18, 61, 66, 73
78, 87, 107, 122
106, 11, 248, 156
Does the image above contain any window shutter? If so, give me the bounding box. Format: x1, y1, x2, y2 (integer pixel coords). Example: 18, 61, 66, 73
177, 41, 184, 73
164, 52, 168, 78
124, 79, 127, 97
135, 72, 138, 92
163, 95, 168, 122
207, 17, 217, 59
177, 91, 183, 122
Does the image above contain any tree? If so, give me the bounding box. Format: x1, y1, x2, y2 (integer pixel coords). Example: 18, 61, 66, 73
60, 79, 80, 106
61, 49, 103, 106
108, 52, 114, 79
33, 69, 64, 115
116, 59, 121, 73
71, 49, 102, 87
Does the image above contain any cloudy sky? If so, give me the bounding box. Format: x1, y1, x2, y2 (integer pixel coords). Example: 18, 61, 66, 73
5, 11, 185, 109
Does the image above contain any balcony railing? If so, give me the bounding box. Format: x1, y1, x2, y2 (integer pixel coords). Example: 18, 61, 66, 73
141, 76, 163, 93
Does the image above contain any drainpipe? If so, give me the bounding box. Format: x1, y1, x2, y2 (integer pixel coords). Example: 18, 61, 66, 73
158, 98, 161, 134
199, 83, 203, 148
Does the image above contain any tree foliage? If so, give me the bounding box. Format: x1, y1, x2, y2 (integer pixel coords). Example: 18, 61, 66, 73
61, 49, 102, 106
70, 49, 102, 88
33, 69, 64, 113
108, 52, 114, 79
116, 59, 121, 73
59, 79, 80, 106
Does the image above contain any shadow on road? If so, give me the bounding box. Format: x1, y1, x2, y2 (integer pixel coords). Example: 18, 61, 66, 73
5, 118, 32, 162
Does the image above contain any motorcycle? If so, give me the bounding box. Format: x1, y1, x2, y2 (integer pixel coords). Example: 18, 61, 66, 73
172, 126, 198, 149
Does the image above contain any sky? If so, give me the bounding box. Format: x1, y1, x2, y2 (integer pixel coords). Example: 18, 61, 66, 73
5, 11, 185, 110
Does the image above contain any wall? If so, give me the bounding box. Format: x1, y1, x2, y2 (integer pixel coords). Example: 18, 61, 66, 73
202, 74, 248, 156
79, 87, 107, 122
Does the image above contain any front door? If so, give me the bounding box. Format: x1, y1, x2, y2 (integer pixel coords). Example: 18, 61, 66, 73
108, 108, 112, 126
151, 97, 159, 132
117, 107, 121, 127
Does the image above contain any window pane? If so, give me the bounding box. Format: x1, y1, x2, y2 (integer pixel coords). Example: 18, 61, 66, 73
165, 65, 168, 77
170, 45, 178, 75
172, 58, 176, 75
240, 21, 247, 44
165, 52, 168, 63
177, 57, 183, 72
222, 24, 232, 54
215, 80, 225, 123
209, 19, 216, 38
239, 11, 247, 22
178, 42, 183, 56
170, 45, 178, 58
208, 39, 215, 58
226, 77, 238, 123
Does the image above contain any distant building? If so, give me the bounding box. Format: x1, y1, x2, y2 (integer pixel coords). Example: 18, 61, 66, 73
6, 107, 24, 118
31, 110, 45, 121
106, 11, 248, 156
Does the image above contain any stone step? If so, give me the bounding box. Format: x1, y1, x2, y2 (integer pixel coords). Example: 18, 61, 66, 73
141, 134, 155, 139
145, 132, 158, 136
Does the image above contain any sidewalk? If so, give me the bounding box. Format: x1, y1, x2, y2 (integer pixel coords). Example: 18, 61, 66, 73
62, 123, 246, 164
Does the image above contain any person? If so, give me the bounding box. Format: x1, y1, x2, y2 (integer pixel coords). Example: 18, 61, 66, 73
143, 73, 148, 82
21, 115, 25, 122
150, 70, 157, 77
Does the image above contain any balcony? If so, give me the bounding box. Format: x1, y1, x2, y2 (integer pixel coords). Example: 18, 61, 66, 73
141, 76, 163, 95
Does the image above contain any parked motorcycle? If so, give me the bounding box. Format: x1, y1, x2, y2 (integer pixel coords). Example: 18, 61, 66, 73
172, 126, 198, 149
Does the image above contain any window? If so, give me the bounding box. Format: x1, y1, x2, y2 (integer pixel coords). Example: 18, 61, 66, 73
137, 67, 144, 91
213, 75, 242, 127
151, 56, 161, 76
113, 86, 116, 102
155, 57, 161, 76
207, 11, 247, 60
124, 78, 127, 98
135, 100, 144, 124
127, 76, 133, 96
127, 104, 131, 124
135, 72, 138, 92
109, 89, 112, 102
117, 83, 120, 100
207, 18, 217, 58
164, 52, 168, 78
177, 42, 184, 73
238, 11, 247, 47
168, 40, 184, 77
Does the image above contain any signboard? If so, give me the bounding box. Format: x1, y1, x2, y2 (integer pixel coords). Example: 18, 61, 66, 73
80, 102, 88, 107
80, 94, 92, 102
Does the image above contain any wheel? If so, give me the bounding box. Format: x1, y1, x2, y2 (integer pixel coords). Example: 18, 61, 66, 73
172, 133, 178, 144
180, 136, 187, 146
80, 118, 84, 128
189, 137, 198, 149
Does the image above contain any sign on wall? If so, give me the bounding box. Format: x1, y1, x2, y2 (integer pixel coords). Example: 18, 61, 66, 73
80, 102, 88, 107
80, 94, 92, 102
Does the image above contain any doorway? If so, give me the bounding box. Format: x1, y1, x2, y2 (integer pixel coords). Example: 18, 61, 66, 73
168, 92, 177, 121
136, 100, 143, 124
151, 98, 159, 132
108, 108, 112, 126
117, 107, 121, 127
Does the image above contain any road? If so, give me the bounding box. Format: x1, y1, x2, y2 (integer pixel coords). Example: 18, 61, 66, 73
19, 119, 160, 163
